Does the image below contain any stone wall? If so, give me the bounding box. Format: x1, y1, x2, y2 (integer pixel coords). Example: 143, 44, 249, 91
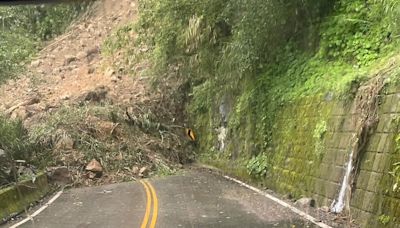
259, 84, 400, 227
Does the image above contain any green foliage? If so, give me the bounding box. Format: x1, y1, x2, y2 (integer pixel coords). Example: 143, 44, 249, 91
319, 0, 398, 66
0, 32, 36, 83
313, 121, 328, 139
0, 116, 45, 185
378, 214, 391, 225
0, 2, 89, 82
389, 162, 400, 192
313, 120, 328, 159
0, 116, 40, 161
111, 0, 400, 181
246, 153, 269, 179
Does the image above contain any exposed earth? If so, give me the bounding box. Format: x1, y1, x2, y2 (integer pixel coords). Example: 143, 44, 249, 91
0, 0, 189, 187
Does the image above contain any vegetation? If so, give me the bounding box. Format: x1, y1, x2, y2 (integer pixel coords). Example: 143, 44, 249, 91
378, 214, 391, 225
246, 153, 269, 179
0, 2, 89, 82
97, 3, 400, 193
0, 116, 45, 186
0, 2, 89, 186
112, 0, 400, 168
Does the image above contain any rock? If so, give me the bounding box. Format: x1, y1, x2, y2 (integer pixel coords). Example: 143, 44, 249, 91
86, 159, 103, 173
86, 46, 100, 56
55, 134, 74, 150
31, 60, 42, 67
320, 206, 330, 213
80, 86, 109, 103
47, 167, 72, 185
6, 97, 40, 115
64, 55, 77, 66
10, 107, 31, 120
88, 171, 98, 179
88, 67, 95, 74
295, 197, 315, 208
0, 149, 5, 157
17, 166, 35, 179
77, 51, 87, 60
132, 166, 139, 175
61, 95, 70, 100
105, 68, 115, 77
139, 166, 148, 177
47, 54, 56, 60
111, 76, 118, 83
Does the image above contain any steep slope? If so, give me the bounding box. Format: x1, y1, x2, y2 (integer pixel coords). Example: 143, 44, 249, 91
0, 0, 190, 187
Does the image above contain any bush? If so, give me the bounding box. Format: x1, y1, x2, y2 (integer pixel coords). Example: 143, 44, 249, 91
0, 116, 44, 186
0, 2, 89, 82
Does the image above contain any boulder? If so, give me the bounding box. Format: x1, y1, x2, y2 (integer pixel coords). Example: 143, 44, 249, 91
86, 159, 103, 173
47, 166, 72, 185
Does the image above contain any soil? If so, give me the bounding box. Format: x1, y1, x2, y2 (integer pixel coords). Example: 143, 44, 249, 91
0, 0, 189, 187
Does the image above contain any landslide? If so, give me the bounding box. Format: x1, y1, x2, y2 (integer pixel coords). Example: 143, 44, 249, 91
0, 0, 192, 187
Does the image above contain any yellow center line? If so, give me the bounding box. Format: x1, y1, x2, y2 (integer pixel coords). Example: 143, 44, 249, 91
140, 180, 152, 228
145, 180, 159, 228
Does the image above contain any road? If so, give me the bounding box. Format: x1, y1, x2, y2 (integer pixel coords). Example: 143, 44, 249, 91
14, 170, 317, 228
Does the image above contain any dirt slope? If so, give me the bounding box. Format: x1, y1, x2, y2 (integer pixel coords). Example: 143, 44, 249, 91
0, 0, 190, 186
0, 0, 139, 122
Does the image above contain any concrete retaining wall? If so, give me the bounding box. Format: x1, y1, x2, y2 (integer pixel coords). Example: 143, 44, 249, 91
0, 173, 50, 222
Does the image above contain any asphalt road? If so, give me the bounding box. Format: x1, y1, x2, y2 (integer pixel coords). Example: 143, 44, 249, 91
13, 170, 317, 228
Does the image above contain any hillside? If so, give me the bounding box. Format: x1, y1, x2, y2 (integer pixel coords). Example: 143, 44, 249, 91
0, 0, 191, 188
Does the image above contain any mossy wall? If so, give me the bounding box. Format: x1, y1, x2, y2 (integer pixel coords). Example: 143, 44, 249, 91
0, 174, 49, 222
199, 83, 400, 227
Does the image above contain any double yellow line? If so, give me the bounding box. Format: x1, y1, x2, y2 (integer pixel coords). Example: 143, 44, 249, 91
140, 180, 158, 228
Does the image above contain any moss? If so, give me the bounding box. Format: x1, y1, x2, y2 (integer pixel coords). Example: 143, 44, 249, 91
0, 173, 49, 221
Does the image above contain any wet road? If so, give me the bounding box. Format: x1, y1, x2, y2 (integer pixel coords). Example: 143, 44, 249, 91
14, 170, 317, 228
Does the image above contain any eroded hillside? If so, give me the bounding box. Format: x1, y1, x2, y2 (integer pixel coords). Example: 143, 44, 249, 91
0, 0, 191, 187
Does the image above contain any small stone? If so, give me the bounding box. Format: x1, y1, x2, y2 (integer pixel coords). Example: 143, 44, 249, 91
31, 60, 42, 67
47, 54, 56, 60
88, 171, 98, 179
111, 76, 118, 83
61, 95, 70, 100
47, 167, 72, 185
139, 166, 148, 177
105, 68, 115, 77
320, 206, 330, 212
77, 51, 87, 60
64, 55, 77, 66
88, 67, 95, 74
86, 159, 103, 173
53, 67, 62, 75
295, 197, 315, 208
132, 166, 139, 175
0, 149, 5, 157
